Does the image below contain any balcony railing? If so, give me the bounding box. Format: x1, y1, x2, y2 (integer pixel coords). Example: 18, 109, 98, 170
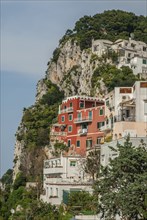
44, 166, 64, 175
50, 131, 67, 136
78, 128, 88, 136
100, 124, 112, 131
114, 115, 135, 122
60, 107, 73, 113
74, 117, 92, 123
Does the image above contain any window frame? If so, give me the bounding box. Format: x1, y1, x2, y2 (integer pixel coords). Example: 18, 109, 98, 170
67, 139, 71, 147
68, 114, 73, 121
68, 125, 72, 132
70, 160, 76, 167
61, 115, 65, 122
76, 140, 80, 147
99, 108, 104, 116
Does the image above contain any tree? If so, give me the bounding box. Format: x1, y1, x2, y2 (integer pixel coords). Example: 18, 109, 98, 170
52, 142, 69, 157
84, 149, 100, 181
93, 137, 147, 219
67, 191, 96, 215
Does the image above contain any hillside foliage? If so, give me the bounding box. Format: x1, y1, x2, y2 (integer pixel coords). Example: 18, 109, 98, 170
15, 79, 64, 181
94, 138, 147, 219
91, 64, 138, 94
60, 10, 147, 50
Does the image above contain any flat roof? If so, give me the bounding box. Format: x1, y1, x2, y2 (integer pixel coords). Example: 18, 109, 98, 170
62, 95, 104, 103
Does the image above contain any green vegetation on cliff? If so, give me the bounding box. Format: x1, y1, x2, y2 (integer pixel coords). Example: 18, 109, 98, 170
60, 10, 147, 50
91, 64, 138, 94
15, 79, 64, 181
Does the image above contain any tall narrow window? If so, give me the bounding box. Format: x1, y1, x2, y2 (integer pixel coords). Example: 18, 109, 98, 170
88, 111, 92, 120
50, 187, 53, 197
144, 101, 147, 115
69, 114, 73, 121
76, 140, 80, 147
77, 112, 82, 120
79, 102, 84, 108
99, 109, 104, 115
67, 140, 71, 147
86, 139, 92, 148
61, 116, 65, 122
56, 188, 58, 197
68, 125, 72, 132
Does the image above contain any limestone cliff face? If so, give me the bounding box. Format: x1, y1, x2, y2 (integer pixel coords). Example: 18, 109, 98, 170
36, 39, 107, 101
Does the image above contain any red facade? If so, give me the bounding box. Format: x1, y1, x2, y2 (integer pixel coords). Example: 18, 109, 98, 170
50, 96, 105, 155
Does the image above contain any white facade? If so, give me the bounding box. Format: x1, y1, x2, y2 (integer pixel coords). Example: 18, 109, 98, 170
101, 136, 147, 167
41, 155, 92, 205
103, 81, 147, 139
92, 38, 147, 76
92, 39, 113, 56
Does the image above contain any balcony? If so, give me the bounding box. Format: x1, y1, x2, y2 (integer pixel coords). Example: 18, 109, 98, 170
60, 107, 73, 113
50, 131, 67, 136
44, 166, 64, 175
78, 128, 88, 136
100, 124, 112, 131
115, 115, 135, 122
74, 117, 92, 124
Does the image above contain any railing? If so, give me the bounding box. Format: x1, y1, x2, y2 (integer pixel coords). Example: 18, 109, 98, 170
74, 117, 92, 123
114, 115, 135, 122
100, 124, 112, 131
60, 107, 73, 113
50, 131, 67, 136
44, 166, 64, 174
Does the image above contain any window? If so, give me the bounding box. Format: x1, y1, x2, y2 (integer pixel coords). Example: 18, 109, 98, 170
76, 140, 80, 147
97, 138, 101, 145
77, 112, 82, 120
88, 111, 92, 119
70, 161, 76, 167
56, 188, 58, 197
144, 101, 147, 115
68, 125, 72, 132
143, 59, 147, 64
143, 46, 147, 52
106, 118, 109, 124
101, 155, 105, 162
106, 99, 109, 107
97, 121, 105, 129
86, 139, 92, 148
69, 114, 73, 121
50, 187, 53, 196
67, 140, 71, 147
61, 116, 65, 122
128, 53, 131, 57
70, 102, 73, 107
99, 109, 104, 115
79, 101, 84, 108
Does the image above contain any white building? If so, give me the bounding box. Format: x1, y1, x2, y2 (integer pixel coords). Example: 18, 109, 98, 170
100, 136, 147, 167
100, 81, 147, 139
92, 38, 147, 77
92, 39, 113, 56
40, 154, 92, 205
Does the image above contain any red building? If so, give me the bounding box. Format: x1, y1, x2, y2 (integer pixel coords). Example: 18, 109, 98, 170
50, 96, 105, 155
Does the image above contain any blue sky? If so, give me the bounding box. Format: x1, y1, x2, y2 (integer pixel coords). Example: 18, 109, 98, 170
1, 0, 146, 176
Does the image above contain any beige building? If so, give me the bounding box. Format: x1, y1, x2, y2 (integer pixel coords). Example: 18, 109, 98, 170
99, 81, 147, 140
